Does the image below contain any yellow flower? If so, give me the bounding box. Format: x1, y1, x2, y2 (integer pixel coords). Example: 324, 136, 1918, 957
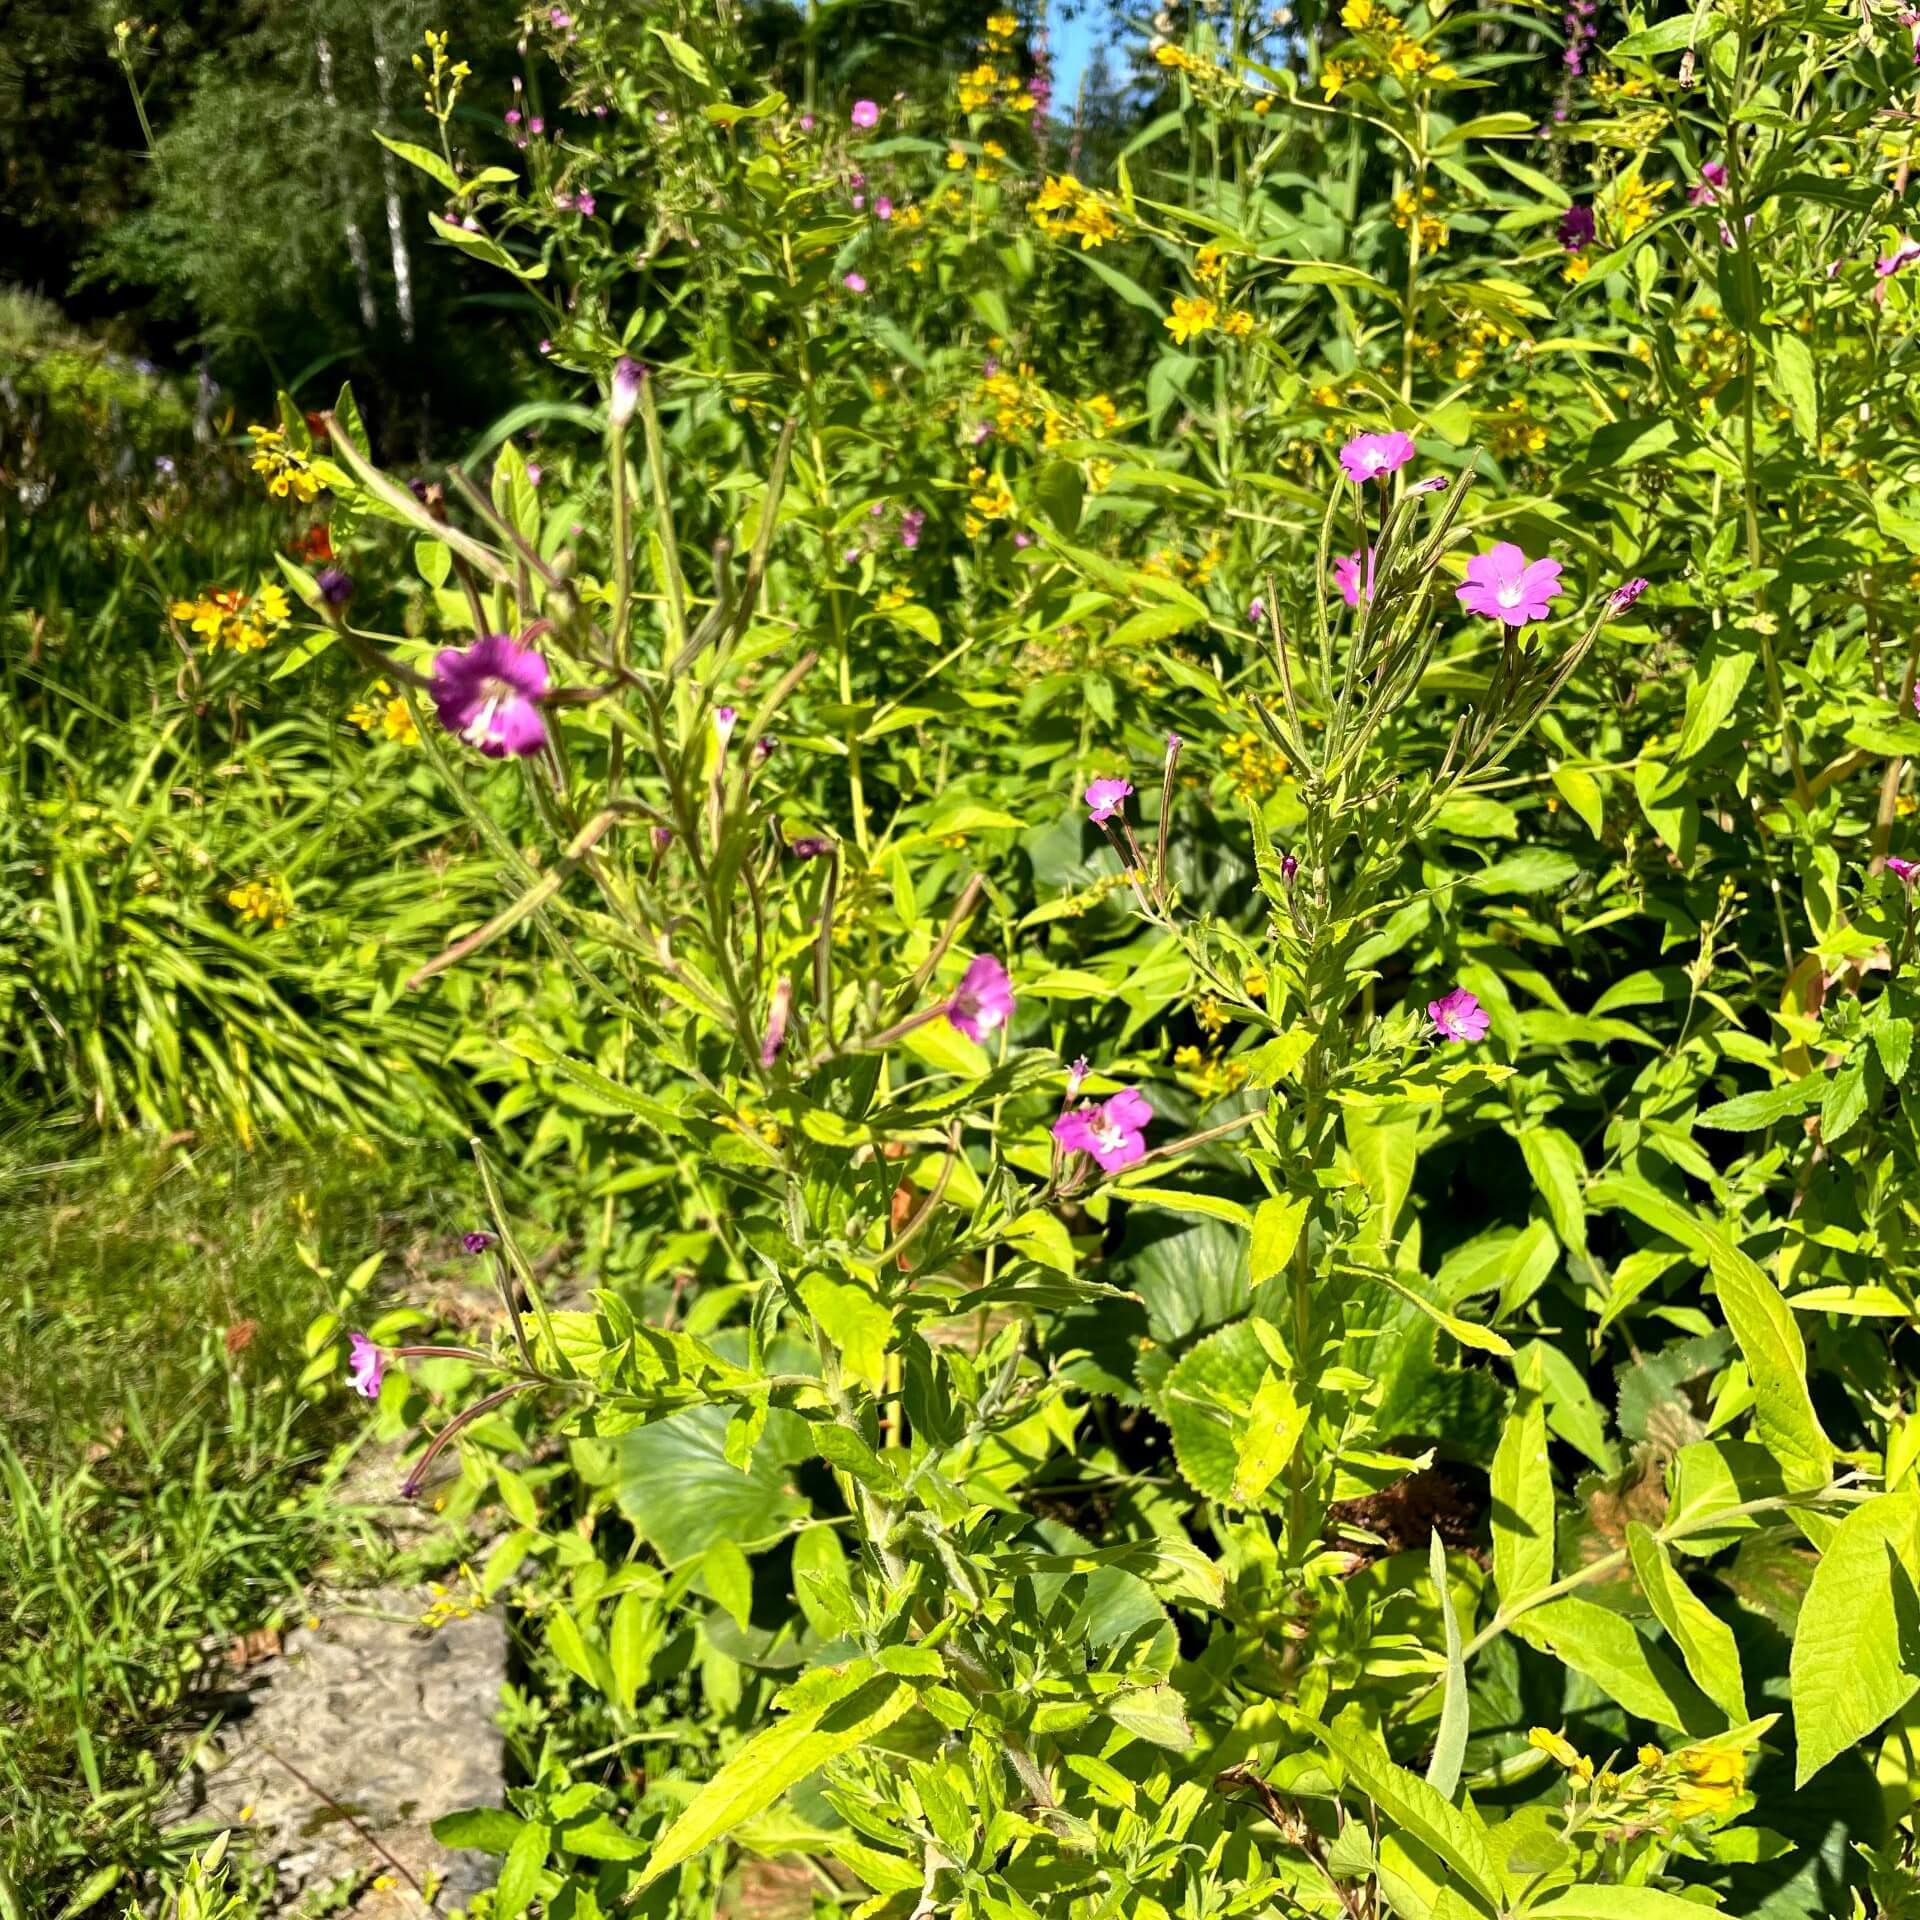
1613, 173, 1670, 240
169, 582, 288, 654
1220, 308, 1255, 339
986, 10, 1019, 35
1164, 294, 1218, 344
347, 680, 421, 745
1341, 0, 1383, 28
1085, 393, 1121, 432
946, 147, 967, 171
253, 581, 291, 624
1527, 1726, 1584, 1771
247, 424, 322, 504
1086, 457, 1116, 492
1196, 243, 1227, 286
227, 876, 294, 929
1670, 1746, 1745, 1819
1254, 95, 1272, 115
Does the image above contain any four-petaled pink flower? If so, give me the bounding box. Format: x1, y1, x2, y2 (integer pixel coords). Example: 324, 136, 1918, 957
1339, 430, 1417, 486
1456, 543, 1565, 628
852, 99, 880, 128
1888, 857, 1919, 886
1428, 986, 1490, 1043
431, 633, 550, 758
1688, 159, 1727, 207
347, 1332, 386, 1399
1085, 777, 1133, 823
947, 953, 1014, 1042
1334, 547, 1376, 608
1054, 1088, 1154, 1172
844, 271, 868, 294
1608, 577, 1649, 616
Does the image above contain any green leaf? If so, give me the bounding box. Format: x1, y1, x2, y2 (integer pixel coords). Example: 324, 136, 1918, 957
1670, 647, 1756, 764
546, 1605, 615, 1700
617, 1405, 811, 1564
1426, 1533, 1469, 1803
704, 1537, 755, 1631
373, 129, 459, 196
1514, 1597, 1710, 1731
431, 1806, 528, 1853
1771, 331, 1818, 445
798, 1274, 892, 1394
792, 1523, 857, 1638
636, 1666, 920, 1887
1552, 765, 1606, 837
1702, 1229, 1833, 1492
1627, 1521, 1748, 1725
1250, 1194, 1311, 1285
1232, 1369, 1309, 1505
1514, 1126, 1588, 1259
1105, 1684, 1196, 1749
1320, 1705, 1502, 1908
1072, 249, 1164, 316
1534, 1888, 1740, 1920
494, 1821, 551, 1920
1490, 1354, 1554, 1610
649, 25, 712, 82
1696, 1078, 1822, 1130
427, 213, 548, 281
1790, 1488, 1920, 1784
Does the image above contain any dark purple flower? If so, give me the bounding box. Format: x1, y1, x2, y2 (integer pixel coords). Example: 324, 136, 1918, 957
430, 633, 550, 758
347, 1332, 386, 1399
462, 1231, 496, 1254
788, 835, 836, 858
1282, 852, 1299, 882
1608, 578, 1649, 615
1558, 204, 1596, 253
317, 567, 354, 608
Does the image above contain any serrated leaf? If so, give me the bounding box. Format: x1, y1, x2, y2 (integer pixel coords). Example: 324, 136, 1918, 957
1696, 1078, 1821, 1130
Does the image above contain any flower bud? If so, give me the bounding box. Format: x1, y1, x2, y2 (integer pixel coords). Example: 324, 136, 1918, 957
610, 356, 645, 428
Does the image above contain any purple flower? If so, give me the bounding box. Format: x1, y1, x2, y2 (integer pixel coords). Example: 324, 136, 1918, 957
431, 633, 550, 758
714, 705, 738, 746
550, 6, 572, 25
1282, 851, 1299, 882
155, 454, 177, 478
947, 954, 1014, 1042
347, 1332, 386, 1399
1558, 204, 1596, 253
317, 567, 354, 608
462, 1231, 496, 1254
1085, 777, 1133, 823
876, 196, 894, 221
1408, 474, 1449, 495
844, 271, 869, 294
1456, 543, 1565, 627
760, 977, 793, 1068
1066, 1054, 1090, 1095
1889, 857, 1919, 886
611, 356, 645, 427
1428, 986, 1490, 1043
529, 115, 545, 135
852, 99, 880, 129
1339, 430, 1416, 486
1881, 239, 1920, 279
1053, 1088, 1154, 1172
900, 507, 926, 549
575, 190, 597, 218
1247, 597, 1266, 626
788, 834, 836, 858
752, 734, 779, 765
526, 462, 543, 487
1608, 577, 1649, 615
800, 112, 815, 131
506, 108, 523, 126
1334, 547, 1376, 607
1688, 159, 1727, 207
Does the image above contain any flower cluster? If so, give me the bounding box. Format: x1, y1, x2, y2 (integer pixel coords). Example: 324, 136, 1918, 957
1164, 295, 1255, 344
412, 26, 470, 123
169, 581, 291, 654
227, 875, 294, 929
956, 16, 1039, 120
1527, 1728, 1749, 1826
1029, 174, 1122, 251
1324, 0, 1455, 97
1391, 184, 1449, 251
247, 424, 322, 504
347, 680, 422, 746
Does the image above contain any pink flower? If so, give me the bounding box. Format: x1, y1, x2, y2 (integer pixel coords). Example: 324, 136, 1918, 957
852, 99, 880, 129
1053, 1088, 1154, 1172
1888, 857, 1919, 886
844, 271, 868, 294
1456, 543, 1564, 627
1085, 777, 1132, 823
760, 978, 793, 1067
1879, 239, 1920, 278
947, 954, 1014, 1041
462, 1231, 495, 1254
1281, 851, 1298, 882
347, 1332, 386, 1399
1066, 1054, 1089, 1096
800, 112, 815, 131
1334, 547, 1376, 607
610, 355, 645, 427
714, 705, 738, 745
1688, 159, 1727, 207
876, 196, 895, 221
575, 190, 597, 218
1408, 474, 1448, 496
1428, 986, 1490, 1043
431, 633, 550, 757
1247, 597, 1265, 625
1608, 577, 1649, 615
899, 507, 925, 549
1339, 430, 1416, 485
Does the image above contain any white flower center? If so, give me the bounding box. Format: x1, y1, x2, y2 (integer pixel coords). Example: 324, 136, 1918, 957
461, 677, 520, 745
1496, 581, 1523, 608
1090, 1114, 1125, 1154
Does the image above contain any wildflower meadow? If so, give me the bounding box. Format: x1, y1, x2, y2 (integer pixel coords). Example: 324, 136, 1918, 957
13, 0, 1920, 1912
